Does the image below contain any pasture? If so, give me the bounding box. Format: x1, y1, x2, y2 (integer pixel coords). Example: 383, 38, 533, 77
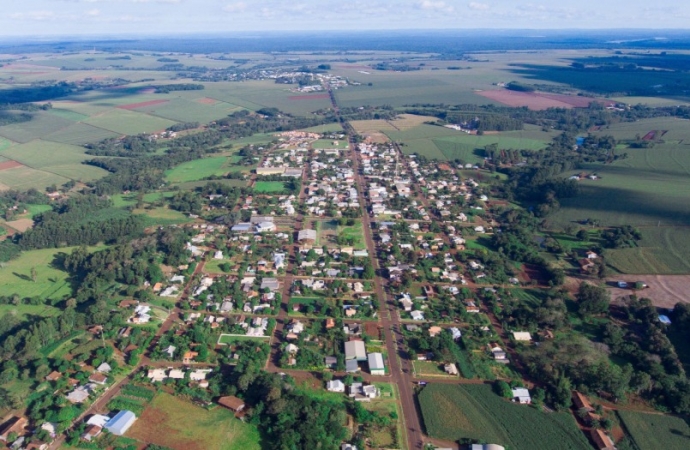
128, 392, 262, 450
418, 384, 590, 450
592, 117, 690, 142
132, 97, 242, 123
165, 156, 236, 183
0, 247, 80, 300
0, 111, 74, 143
605, 227, 690, 275
617, 410, 690, 450
43, 123, 118, 146
0, 165, 70, 191
133, 207, 193, 227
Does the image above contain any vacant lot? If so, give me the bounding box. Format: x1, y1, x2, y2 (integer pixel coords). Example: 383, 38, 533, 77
476, 89, 573, 109
418, 384, 590, 450
128, 393, 262, 450
606, 275, 690, 308
617, 410, 690, 450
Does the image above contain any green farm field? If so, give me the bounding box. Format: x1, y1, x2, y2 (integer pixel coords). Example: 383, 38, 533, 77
165, 156, 237, 183
592, 117, 690, 142
43, 122, 119, 146
418, 384, 591, 450
133, 207, 193, 227
0, 166, 71, 190
133, 97, 242, 123
128, 392, 262, 450
606, 226, 690, 274
83, 108, 178, 135
0, 111, 74, 143
617, 410, 690, 450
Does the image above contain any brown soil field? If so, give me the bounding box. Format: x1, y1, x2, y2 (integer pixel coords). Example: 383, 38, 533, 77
118, 99, 169, 110
129, 402, 204, 450
476, 90, 572, 110
196, 97, 219, 105
288, 93, 331, 100
537, 93, 616, 108
0, 161, 24, 171
606, 275, 690, 309
6, 218, 34, 232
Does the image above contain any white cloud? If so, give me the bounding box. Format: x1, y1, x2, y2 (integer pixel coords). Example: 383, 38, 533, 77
468, 2, 490, 11
223, 2, 247, 13
9, 10, 57, 21
417, 1, 454, 13
86, 8, 100, 16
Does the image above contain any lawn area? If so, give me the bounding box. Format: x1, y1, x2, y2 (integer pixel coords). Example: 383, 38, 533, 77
0, 304, 60, 322
338, 221, 366, 250
218, 334, 271, 345
165, 156, 239, 183
128, 392, 263, 450
418, 384, 591, 450
0, 247, 86, 300
617, 410, 690, 450
133, 207, 194, 227
312, 139, 349, 149
253, 181, 286, 193
412, 361, 453, 377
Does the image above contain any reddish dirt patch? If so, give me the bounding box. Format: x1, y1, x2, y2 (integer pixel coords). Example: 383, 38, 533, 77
196, 97, 219, 105
6, 218, 34, 232
365, 322, 382, 339
0, 160, 24, 171
288, 93, 330, 101
477, 90, 571, 110
537, 93, 616, 108
607, 275, 690, 309
138, 88, 156, 94
642, 130, 667, 141
519, 263, 548, 284
117, 99, 169, 110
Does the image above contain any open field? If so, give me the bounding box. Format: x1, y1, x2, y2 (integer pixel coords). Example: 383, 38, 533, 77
128, 392, 262, 450
418, 384, 590, 450
605, 226, 690, 275
591, 117, 690, 142
0, 111, 74, 143
5, 218, 35, 232
606, 274, 690, 308
312, 139, 349, 149
0, 165, 70, 190
0, 304, 60, 322
132, 97, 241, 123
617, 410, 690, 450
84, 108, 178, 135
0, 247, 80, 300
253, 181, 286, 193
165, 156, 237, 183
218, 334, 272, 345
43, 122, 119, 145
133, 207, 193, 227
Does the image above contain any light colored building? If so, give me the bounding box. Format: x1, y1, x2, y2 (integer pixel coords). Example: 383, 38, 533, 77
368, 353, 385, 376
344, 340, 367, 361
104, 410, 136, 436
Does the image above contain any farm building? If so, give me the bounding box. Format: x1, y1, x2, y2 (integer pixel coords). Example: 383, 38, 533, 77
512, 331, 532, 342
345, 359, 360, 373
511, 388, 531, 404
368, 353, 385, 376
444, 363, 459, 376
104, 410, 136, 436
345, 340, 367, 361
0, 416, 27, 442
590, 429, 616, 450
471, 445, 505, 450
218, 396, 246, 412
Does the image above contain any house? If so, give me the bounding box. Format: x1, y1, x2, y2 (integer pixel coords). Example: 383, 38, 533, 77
168, 369, 185, 379
46, 371, 62, 382
325, 318, 335, 329
89, 373, 108, 385
256, 222, 276, 233
410, 310, 425, 321
345, 359, 359, 373
82, 425, 102, 441
285, 343, 299, 354
428, 326, 442, 337
491, 346, 507, 361
444, 363, 459, 376
512, 331, 532, 342
66, 387, 91, 403
86, 415, 110, 427
349, 383, 380, 401
0, 416, 27, 442
590, 429, 616, 450
104, 410, 137, 436
261, 278, 280, 291
470, 445, 505, 450
449, 327, 462, 340
586, 251, 598, 259
183, 351, 198, 364
344, 340, 367, 361
96, 362, 112, 373
147, 368, 167, 382
327, 380, 346, 392
298, 229, 317, 243
511, 387, 531, 404
218, 396, 246, 412
341, 444, 358, 450
368, 353, 385, 376
325, 356, 338, 369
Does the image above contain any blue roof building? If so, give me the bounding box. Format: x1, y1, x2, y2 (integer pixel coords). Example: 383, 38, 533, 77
104, 410, 136, 436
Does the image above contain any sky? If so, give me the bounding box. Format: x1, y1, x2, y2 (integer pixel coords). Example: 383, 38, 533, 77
1, 0, 689, 37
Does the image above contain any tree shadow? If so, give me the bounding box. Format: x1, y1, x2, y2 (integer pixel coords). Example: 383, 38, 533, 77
12, 272, 32, 282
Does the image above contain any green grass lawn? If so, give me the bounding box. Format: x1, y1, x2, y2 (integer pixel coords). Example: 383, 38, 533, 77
165, 156, 239, 183
0, 247, 87, 300
418, 384, 591, 450
338, 221, 367, 250
218, 334, 271, 345
133, 207, 194, 227
312, 139, 349, 149
253, 181, 286, 193
128, 393, 262, 450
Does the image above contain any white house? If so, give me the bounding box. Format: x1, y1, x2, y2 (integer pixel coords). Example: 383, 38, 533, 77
327, 380, 345, 393
512, 387, 531, 404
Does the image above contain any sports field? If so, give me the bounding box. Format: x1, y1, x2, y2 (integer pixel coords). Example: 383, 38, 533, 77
253, 181, 286, 193
128, 392, 262, 450
617, 410, 690, 450
418, 384, 590, 450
